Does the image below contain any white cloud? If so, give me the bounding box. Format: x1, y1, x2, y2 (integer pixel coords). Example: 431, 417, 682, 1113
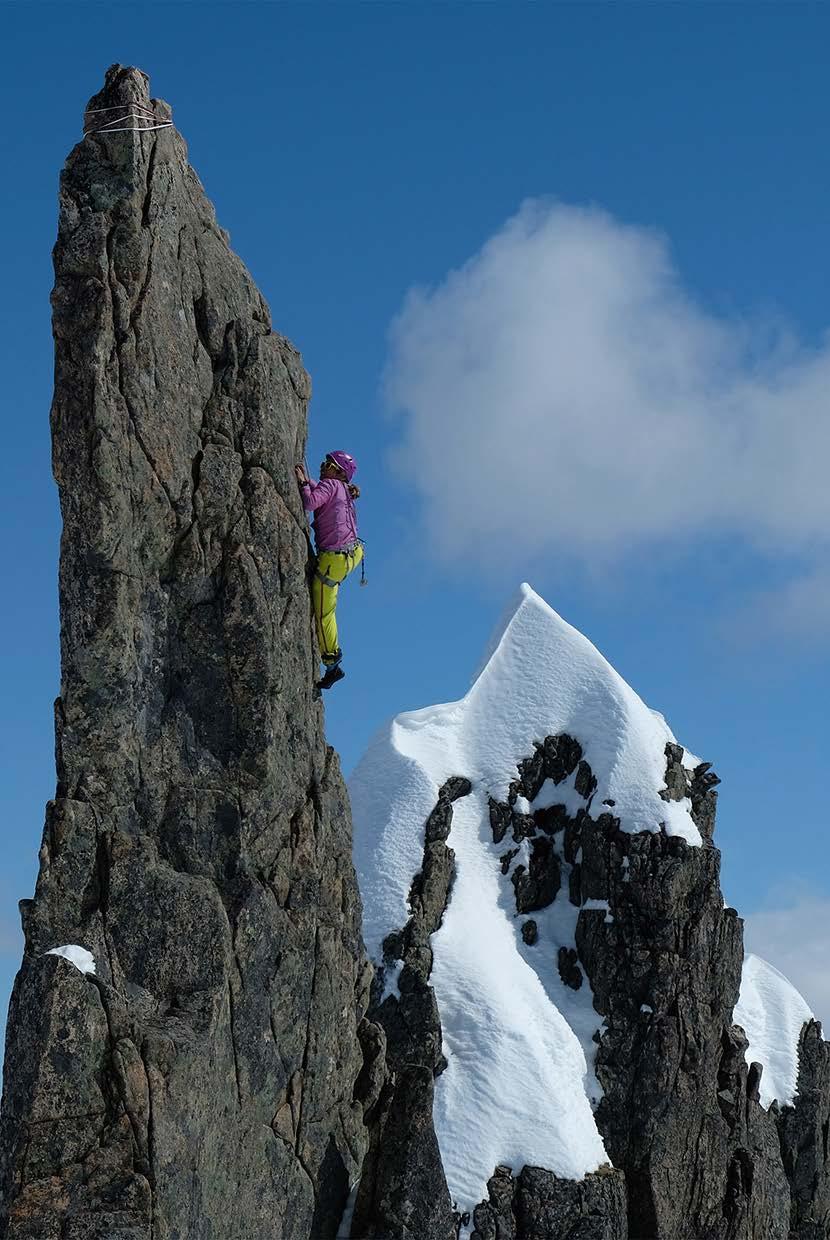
385, 200, 830, 575
743, 896, 830, 1033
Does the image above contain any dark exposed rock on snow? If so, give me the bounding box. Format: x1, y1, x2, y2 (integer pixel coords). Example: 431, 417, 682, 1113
0, 65, 370, 1240
511, 836, 561, 913
558, 946, 583, 990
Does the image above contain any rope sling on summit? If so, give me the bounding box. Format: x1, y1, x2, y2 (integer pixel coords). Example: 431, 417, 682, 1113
295, 450, 365, 691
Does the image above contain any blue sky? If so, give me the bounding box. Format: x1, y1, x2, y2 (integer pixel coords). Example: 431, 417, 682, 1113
1, 2, 828, 1035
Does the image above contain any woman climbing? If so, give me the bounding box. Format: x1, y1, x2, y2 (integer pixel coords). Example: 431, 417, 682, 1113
294, 451, 363, 690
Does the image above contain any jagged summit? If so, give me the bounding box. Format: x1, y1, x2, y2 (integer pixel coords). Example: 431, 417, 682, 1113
82, 64, 172, 136
353, 584, 700, 961
87, 63, 153, 109
351, 585, 708, 1216
469, 583, 701, 839
349, 585, 829, 1239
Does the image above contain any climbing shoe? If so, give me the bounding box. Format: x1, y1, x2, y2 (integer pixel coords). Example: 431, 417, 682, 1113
317, 664, 346, 691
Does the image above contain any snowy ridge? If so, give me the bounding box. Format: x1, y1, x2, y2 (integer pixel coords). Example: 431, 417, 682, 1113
350, 585, 705, 1212
735, 953, 813, 1109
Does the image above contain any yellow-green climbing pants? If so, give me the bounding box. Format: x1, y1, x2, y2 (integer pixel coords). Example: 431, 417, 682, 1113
311, 544, 364, 664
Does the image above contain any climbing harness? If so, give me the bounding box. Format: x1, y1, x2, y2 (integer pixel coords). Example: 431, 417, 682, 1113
315, 566, 344, 590
314, 541, 363, 589
83, 103, 173, 136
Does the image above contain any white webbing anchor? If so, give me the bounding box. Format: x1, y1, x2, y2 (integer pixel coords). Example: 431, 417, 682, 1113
83, 102, 173, 136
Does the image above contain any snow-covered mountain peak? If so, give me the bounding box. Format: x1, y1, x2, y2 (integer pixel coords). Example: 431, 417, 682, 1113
353, 582, 704, 966
359, 589, 668, 937
349, 585, 824, 1233
405, 581, 699, 829
350, 585, 708, 1214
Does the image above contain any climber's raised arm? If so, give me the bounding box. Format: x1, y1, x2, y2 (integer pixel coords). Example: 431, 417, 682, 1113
297, 474, 338, 512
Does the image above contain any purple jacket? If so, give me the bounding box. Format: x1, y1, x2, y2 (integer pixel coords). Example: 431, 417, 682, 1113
301, 478, 359, 551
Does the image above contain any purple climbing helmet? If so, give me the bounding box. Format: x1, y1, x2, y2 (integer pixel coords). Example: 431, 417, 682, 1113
327, 451, 357, 482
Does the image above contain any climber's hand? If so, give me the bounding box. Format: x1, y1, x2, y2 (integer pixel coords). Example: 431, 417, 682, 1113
294, 464, 308, 485
348, 483, 361, 499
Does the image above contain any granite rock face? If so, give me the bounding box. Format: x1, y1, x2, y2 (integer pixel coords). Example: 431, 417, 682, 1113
0, 65, 369, 1240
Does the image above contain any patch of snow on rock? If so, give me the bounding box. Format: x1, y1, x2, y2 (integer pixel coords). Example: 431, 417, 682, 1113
336, 1180, 359, 1239
45, 945, 96, 976
379, 958, 403, 1002
582, 898, 614, 924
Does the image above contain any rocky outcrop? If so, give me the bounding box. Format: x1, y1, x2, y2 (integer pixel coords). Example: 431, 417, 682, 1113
350, 778, 470, 1240
471, 1164, 626, 1240
0, 65, 369, 1240
573, 746, 789, 1240
777, 1020, 830, 1239
484, 734, 830, 1240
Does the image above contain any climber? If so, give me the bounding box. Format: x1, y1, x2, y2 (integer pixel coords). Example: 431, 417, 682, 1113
295, 451, 363, 690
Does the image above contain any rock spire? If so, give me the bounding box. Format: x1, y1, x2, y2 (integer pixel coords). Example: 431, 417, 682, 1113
0, 64, 371, 1239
